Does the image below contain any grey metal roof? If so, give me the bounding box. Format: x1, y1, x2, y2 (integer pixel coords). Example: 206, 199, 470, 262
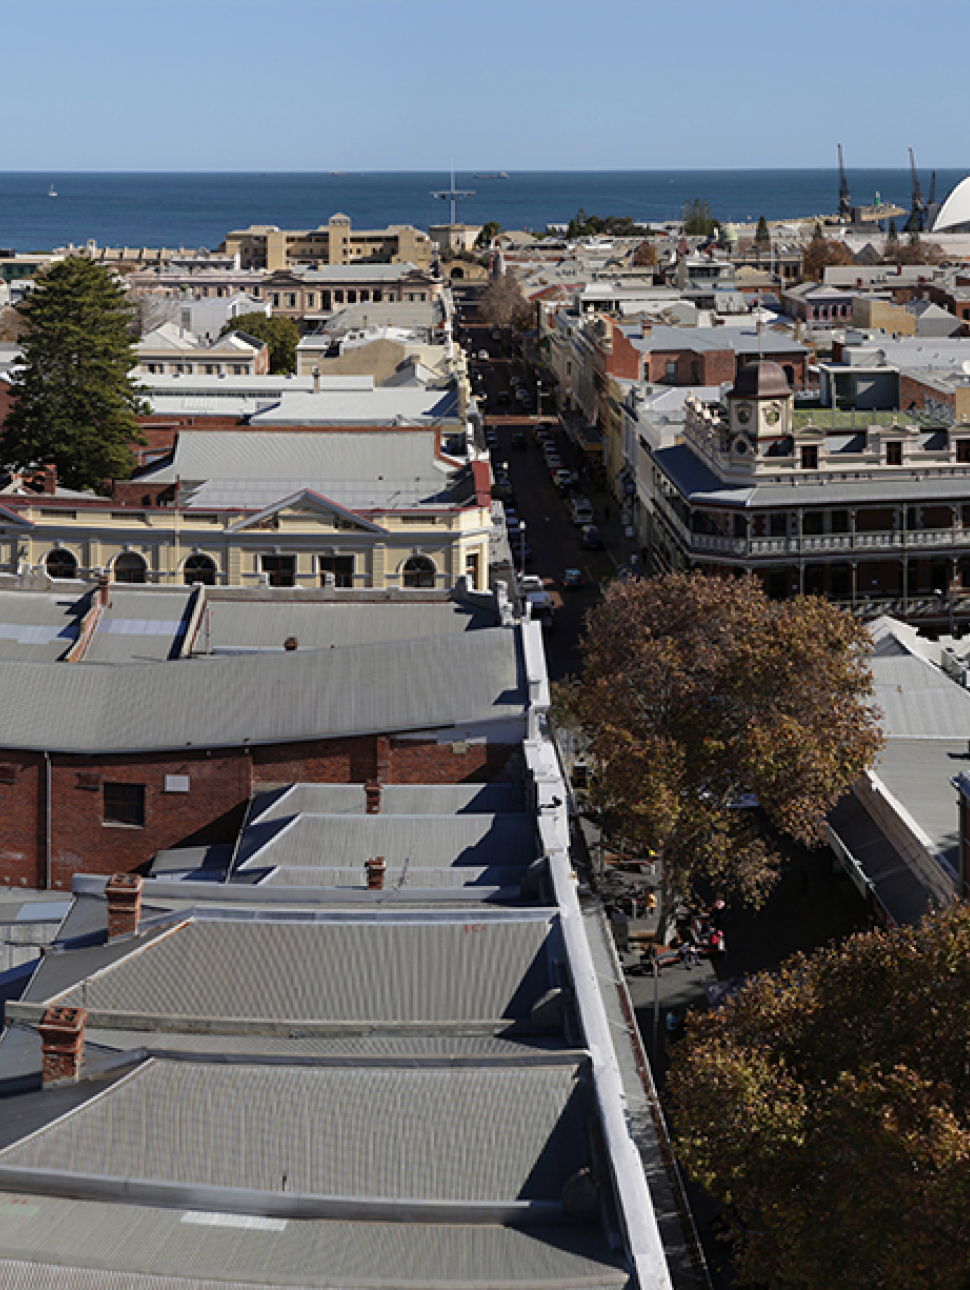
83, 587, 196, 664
0, 1057, 592, 1202
827, 793, 933, 926
875, 739, 964, 868
139, 429, 455, 490
53, 915, 560, 1024
0, 591, 86, 663
83, 1031, 573, 1059
199, 598, 493, 653
234, 813, 538, 874
654, 441, 970, 509
871, 653, 970, 739
249, 387, 459, 427
0, 627, 526, 753
251, 782, 527, 822
0, 1195, 628, 1288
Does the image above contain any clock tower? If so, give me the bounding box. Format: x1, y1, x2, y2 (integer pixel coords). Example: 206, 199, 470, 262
726, 359, 793, 461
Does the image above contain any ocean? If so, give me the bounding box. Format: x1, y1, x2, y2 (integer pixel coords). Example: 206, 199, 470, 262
0, 169, 965, 255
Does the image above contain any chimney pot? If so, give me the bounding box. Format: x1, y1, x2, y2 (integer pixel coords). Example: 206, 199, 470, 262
105, 872, 144, 940
365, 780, 382, 814
365, 856, 386, 890
97, 572, 111, 607
284, 636, 298, 652
38, 1005, 87, 1087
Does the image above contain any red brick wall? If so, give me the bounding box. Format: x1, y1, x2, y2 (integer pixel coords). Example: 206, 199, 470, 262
899, 372, 955, 415
47, 750, 252, 888
0, 731, 522, 890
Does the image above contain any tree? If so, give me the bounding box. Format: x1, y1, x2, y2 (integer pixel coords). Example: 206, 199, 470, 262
475, 221, 501, 247
754, 215, 771, 249
1, 258, 145, 491
220, 311, 299, 374
667, 904, 970, 1290
682, 198, 720, 237
478, 273, 532, 334
558, 573, 882, 933
802, 223, 854, 281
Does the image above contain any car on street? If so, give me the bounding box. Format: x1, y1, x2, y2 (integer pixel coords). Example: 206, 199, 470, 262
581, 524, 605, 550
569, 498, 595, 526
553, 468, 574, 491
478, 350, 489, 360
563, 568, 587, 590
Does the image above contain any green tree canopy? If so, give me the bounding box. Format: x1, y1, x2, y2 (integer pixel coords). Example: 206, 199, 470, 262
681, 198, 720, 237
475, 221, 502, 247
566, 210, 653, 239
755, 214, 771, 247
668, 904, 970, 1290
558, 574, 882, 932
1, 257, 145, 491
220, 312, 300, 374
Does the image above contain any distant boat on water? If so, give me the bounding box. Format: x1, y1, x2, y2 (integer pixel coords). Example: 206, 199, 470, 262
474, 172, 509, 180
48, 183, 56, 198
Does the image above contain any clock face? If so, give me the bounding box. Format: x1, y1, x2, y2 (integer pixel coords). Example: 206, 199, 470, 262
736, 403, 752, 426
765, 403, 781, 426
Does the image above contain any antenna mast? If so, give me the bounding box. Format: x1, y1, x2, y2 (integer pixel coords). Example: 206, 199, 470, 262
430, 167, 475, 225
837, 144, 851, 222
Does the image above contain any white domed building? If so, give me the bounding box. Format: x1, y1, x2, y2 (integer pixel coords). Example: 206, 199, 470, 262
932, 174, 970, 234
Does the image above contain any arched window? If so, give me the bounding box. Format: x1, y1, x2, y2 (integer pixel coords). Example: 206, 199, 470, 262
402, 555, 436, 588
113, 552, 147, 584
45, 548, 77, 579
183, 553, 217, 586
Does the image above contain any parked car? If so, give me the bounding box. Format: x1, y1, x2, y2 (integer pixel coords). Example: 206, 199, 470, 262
581, 524, 605, 550
478, 349, 489, 360
553, 469, 574, 491
569, 498, 595, 526
563, 568, 587, 590
545, 454, 563, 472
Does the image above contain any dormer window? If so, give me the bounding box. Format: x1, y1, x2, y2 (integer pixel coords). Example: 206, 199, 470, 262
801, 446, 818, 470
886, 442, 903, 466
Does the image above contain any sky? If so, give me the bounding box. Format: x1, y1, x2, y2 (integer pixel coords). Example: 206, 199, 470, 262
7, 0, 968, 172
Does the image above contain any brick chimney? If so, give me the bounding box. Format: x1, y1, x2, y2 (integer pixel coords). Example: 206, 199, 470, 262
105, 873, 144, 940
42, 463, 57, 495
284, 636, 298, 652
38, 1006, 87, 1088
365, 780, 382, 814
365, 856, 386, 890
97, 572, 111, 607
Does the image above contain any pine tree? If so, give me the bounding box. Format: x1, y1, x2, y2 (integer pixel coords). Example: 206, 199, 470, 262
755, 214, 770, 247
2, 258, 145, 491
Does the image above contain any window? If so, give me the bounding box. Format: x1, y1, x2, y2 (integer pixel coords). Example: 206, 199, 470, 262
886, 441, 903, 466
957, 440, 970, 464
183, 553, 217, 585
319, 554, 354, 587
800, 445, 819, 470
45, 548, 77, 579
803, 512, 823, 535
665, 361, 677, 380
402, 555, 436, 588
113, 552, 147, 584
262, 554, 296, 587
103, 782, 145, 827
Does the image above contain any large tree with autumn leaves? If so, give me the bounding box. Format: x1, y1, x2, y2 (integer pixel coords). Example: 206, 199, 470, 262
560, 573, 882, 933
668, 904, 970, 1290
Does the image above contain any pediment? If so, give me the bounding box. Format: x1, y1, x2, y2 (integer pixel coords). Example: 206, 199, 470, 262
229, 490, 385, 534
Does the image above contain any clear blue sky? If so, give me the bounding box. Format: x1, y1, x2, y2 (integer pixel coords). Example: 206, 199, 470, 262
10, 0, 968, 171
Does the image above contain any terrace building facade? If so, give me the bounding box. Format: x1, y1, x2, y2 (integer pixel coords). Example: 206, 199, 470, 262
645, 359, 970, 625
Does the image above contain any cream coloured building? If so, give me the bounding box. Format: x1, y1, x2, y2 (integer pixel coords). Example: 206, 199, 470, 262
0, 429, 494, 593
224, 214, 432, 272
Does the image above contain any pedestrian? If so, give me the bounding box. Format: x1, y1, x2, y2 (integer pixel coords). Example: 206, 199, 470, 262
679, 939, 699, 969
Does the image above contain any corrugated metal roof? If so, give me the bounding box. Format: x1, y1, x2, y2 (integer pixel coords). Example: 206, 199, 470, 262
0, 627, 526, 752
1, 1058, 591, 1202
55, 916, 560, 1023
84, 588, 196, 664
250, 782, 527, 821
234, 813, 537, 873
200, 599, 493, 653
0, 592, 86, 663
0, 1195, 628, 1288
249, 388, 458, 427
140, 428, 453, 487
872, 652, 970, 739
